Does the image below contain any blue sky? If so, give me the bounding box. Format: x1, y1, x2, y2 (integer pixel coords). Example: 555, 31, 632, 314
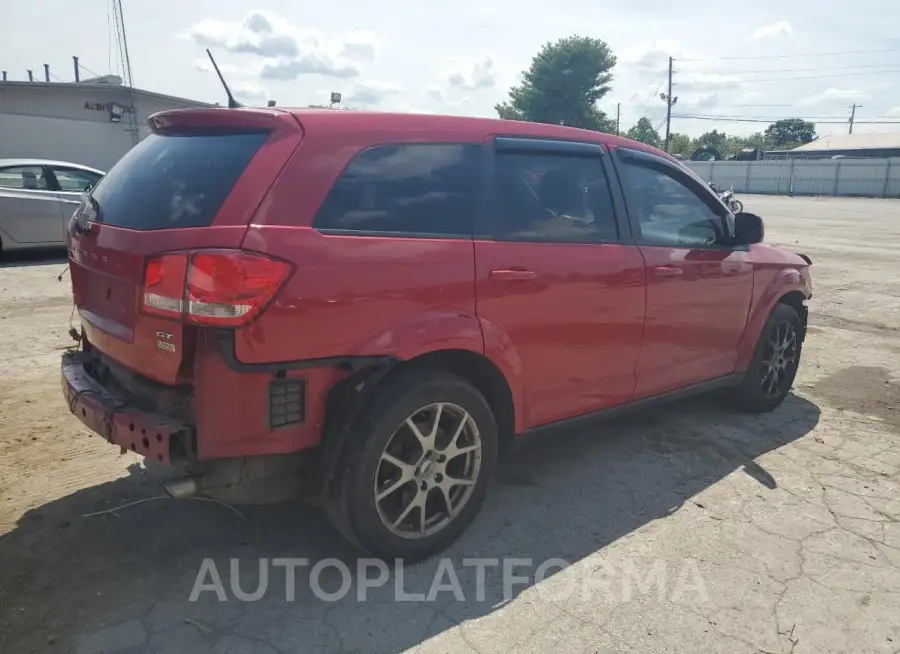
3, 0, 899, 137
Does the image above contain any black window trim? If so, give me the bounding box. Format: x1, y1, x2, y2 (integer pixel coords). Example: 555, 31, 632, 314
493, 135, 605, 157
312, 141, 488, 240
478, 137, 631, 245
613, 146, 737, 249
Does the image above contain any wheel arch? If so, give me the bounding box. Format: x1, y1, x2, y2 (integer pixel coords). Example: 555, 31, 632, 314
400, 349, 517, 453
776, 290, 808, 337
320, 347, 519, 494
735, 273, 809, 371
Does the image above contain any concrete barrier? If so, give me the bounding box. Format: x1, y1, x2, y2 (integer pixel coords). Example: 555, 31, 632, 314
685, 159, 900, 198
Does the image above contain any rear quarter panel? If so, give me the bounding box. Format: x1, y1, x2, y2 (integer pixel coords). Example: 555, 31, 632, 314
236, 124, 485, 365
236, 229, 480, 363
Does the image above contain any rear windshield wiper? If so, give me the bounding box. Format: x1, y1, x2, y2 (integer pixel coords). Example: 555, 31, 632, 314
75, 195, 102, 232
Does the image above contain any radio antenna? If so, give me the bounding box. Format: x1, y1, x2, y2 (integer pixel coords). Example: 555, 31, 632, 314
206, 48, 243, 109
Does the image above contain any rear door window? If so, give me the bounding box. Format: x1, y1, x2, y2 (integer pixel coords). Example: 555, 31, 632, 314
313, 144, 482, 236
0, 166, 50, 190
493, 152, 619, 243
90, 130, 268, 230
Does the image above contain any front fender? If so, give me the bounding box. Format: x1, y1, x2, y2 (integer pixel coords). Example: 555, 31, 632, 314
735, 268, 809, 371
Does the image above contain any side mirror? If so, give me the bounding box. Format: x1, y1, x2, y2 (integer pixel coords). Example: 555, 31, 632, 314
733, 212, 764, 245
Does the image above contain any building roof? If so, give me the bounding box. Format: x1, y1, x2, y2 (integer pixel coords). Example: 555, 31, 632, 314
0, 80, 212, 108
792, 132, 900, 151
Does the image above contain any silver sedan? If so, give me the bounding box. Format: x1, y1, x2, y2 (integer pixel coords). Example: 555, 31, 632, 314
0, 159, 105, 254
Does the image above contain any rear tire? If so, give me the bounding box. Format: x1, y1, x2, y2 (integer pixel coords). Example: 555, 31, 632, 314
732, 199, 744, 213
731, 303, 803, 413
325, 368, 498, 561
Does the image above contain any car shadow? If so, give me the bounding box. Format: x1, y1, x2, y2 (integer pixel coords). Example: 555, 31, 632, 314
0, 393, 820, 653
0, 248, 67, 269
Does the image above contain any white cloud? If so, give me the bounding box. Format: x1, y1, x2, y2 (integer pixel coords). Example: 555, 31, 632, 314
752, 21, 794, 40
344, 79, 404, 105
425, 85, 445, 102
391, 104, 437, 114
186, 11, 302, 58
194, 57, 250, 77
260, 55, 359, 80
447, 96, 474, 108
622, 40, 719, 78
677, 73, 743, 91
799, 87, 867, 106
185, 11, 371, 80
231, 80, 269, 105
887, 106, 900, 117
446, 57, 497, 90
339, 29, 379, 62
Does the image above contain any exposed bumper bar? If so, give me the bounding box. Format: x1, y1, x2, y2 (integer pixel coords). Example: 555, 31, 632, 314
61, 351, 194, 464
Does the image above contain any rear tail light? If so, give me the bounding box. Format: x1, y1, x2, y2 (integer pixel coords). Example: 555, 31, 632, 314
141, 250, 292, 327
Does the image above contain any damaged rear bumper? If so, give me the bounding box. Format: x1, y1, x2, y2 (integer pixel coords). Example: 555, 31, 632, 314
61, 350, 194, 464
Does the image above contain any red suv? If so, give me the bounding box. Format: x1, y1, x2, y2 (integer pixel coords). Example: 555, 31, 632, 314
62, 108, 812, 560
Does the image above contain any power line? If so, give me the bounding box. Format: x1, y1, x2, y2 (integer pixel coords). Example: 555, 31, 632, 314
679, 47, 900, 62
714, 63, 900, 74
673, 114, 900, 125
78, 62, 103, 78
679, 68, 900, 84
674, 103, 798, 108
647, 76, 666, 104
676, 113, 900, 120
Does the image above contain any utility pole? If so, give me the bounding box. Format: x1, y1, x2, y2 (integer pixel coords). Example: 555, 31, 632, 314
662, 57, 677, 153
112, 0, 140, 145
616, 103, 621, 136
849, 103, 861, 134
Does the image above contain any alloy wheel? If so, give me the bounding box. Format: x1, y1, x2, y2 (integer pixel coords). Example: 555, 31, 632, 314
760, 320, 799, 398
373, 402, 482, 539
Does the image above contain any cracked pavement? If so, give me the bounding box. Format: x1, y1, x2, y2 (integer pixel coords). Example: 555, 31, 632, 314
1, 195, 899, 653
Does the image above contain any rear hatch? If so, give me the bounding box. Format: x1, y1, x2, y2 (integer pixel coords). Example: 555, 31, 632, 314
69, 108, 303, 385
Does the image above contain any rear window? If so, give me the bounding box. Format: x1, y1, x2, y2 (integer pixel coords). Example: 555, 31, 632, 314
90, 130, 268, 230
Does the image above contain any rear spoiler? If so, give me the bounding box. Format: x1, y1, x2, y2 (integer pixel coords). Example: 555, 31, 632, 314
148, 107, 299, 134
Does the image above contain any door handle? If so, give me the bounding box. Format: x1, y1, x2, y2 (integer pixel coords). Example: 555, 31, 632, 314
489, 269, 536, 281
652, 265, 682, 278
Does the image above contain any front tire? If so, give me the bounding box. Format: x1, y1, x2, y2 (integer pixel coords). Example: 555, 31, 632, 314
325, 369, 498, 561
732, 199, 744, 213
732, 303, 803, 412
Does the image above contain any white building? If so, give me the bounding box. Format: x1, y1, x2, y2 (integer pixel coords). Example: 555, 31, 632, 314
0, 77, 212, 171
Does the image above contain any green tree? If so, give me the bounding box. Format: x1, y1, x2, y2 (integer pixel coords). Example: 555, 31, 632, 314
625, 117, 661, 147
496, 36, 617, 132
765, 118, 816, 146
668, 132, 693, 156
695, 129, 728, 152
